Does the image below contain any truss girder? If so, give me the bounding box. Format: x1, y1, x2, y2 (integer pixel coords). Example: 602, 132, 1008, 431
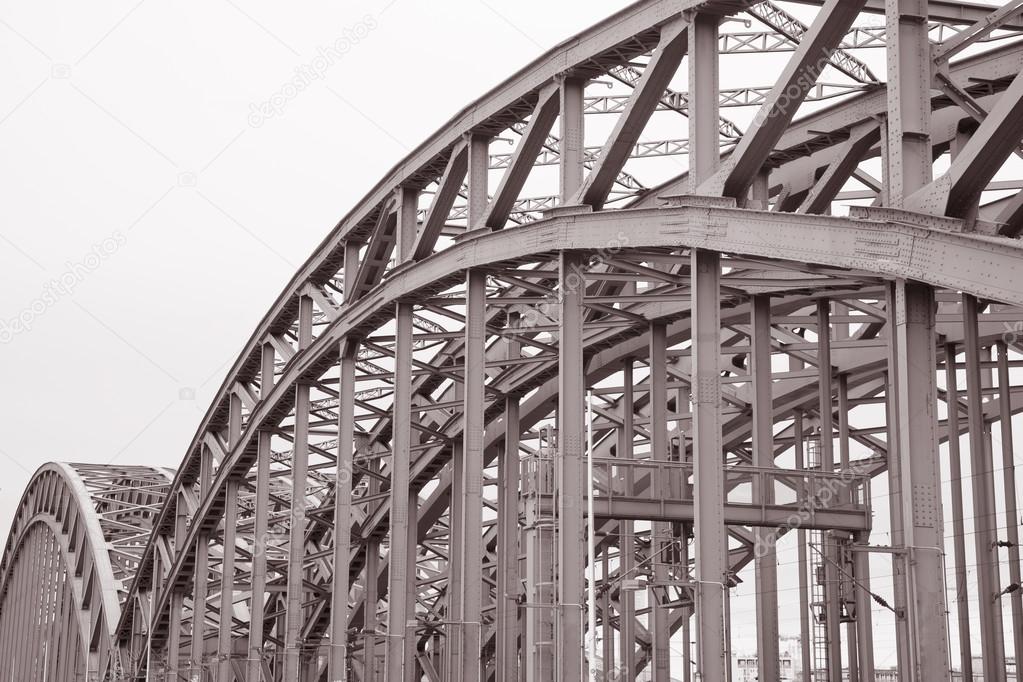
0, 464, 172, 679
7, 2, 1023, 681
129, 204, 1023, 668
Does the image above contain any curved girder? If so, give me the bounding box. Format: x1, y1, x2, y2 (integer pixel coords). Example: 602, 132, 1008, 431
129, 207, 1023, 674
8, 1, 1023, 680
0, 463, 172, 680
132, 20, 1023, 682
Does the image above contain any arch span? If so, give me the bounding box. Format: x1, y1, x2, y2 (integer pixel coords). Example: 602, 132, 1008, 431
5, 1, 1023, 681
0, 464, 172, 680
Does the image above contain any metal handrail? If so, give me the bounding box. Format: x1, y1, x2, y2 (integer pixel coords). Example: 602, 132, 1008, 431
586, 457, 871, 521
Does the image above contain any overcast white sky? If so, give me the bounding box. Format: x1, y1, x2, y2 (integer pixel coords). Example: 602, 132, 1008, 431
0, 0, 630, 526
0, 0, 847, 667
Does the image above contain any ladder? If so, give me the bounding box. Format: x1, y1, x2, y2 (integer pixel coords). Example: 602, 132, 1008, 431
521, 425, 559, 680
807, 435, 830, 682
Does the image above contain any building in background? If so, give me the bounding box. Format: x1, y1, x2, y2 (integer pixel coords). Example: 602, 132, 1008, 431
727, 637, 1020, 681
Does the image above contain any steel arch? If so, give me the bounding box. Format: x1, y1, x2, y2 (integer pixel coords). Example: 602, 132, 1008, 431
0, 463, 172, 680
5, 1, 1023, 681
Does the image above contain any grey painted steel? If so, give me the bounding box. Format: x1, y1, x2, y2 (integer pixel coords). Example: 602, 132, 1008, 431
945, 342, 974, 682
330, 342, 357, 682
963, 294, 1007, 682
7, 2, 1023, 681
557, 251, 586, 682
495, 324, 521, 682
649, 321, 671, 681
460, 266, 486, 682
0, 464, 171, 680
751, 295, 780, 682
997, 342, 1023, 682
892, 281, 951, 681
692, 249, 727, 682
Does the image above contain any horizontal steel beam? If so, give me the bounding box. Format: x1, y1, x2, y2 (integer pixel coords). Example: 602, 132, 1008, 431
592, 499, 871, 532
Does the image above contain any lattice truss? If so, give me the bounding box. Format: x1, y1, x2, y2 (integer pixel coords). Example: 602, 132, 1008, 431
5, 1, 1023, 681
0, 464, 171, 679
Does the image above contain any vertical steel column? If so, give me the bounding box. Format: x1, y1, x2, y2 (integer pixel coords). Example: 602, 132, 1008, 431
385, 186, 418, 682
891, 281, 950, 681
944, 343, 973, 682
452, 134, 488, 681
751, 295, 779, 682
886, 0, 932, 205
963, 295, 1007, 682
190, 546, 209, 678
794, 410, 814, 682
817, 299, 842, 682
838, 374, 863, 682
48, 540, 63, 682
168, 595, 183, 681
13, 537, 26, 682
38, 539, 52, 682
0, 543, 10, 677
688, 12, 720, 191
459, 265, 487, 682
997, 341, 1023, 673
559, 76, 585, 201
61, 570, 73, 682
883, 300, 913, 682
9, 545, 23, 678
16, 535, 31, 682
218, 478, 239, 681
838, 374, 850, 475
442, 443, 464, 664
328, 237, 361, 682
466, 134, 489, 230
817, 300, 834, 469
601, 549, 613, 680
16, 534, 36, 682
1, 552, 10, 677
446, 435, 465, 681
284, 293, 314, 680
677, 388, 695, 682
36, 538, 48, 677
750, 170, 770, 211
496, 318, 521, 682
330, 339, 358, 682
852, 540, 875, 682
557, 250, 586, 682
680, 532, 692, 682
522, 424, 555, 682
405, 434, 419, 682
167, 490, 188, 682
886, 0, 934, 663
688, 14, 724, 677
191, 446, 213, 680
649, 322, 671, 682
247, 341, 275, 682
365, 518, 381, 682
217, 392, 243, 681
619, 359, 636, 682
691, 249, 726, 682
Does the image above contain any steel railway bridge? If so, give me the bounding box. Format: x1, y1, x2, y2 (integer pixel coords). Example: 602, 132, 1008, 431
4, 0, 1023, 680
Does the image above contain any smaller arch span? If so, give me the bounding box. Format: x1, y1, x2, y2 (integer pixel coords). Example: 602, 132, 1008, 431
0, 462, 173, 681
